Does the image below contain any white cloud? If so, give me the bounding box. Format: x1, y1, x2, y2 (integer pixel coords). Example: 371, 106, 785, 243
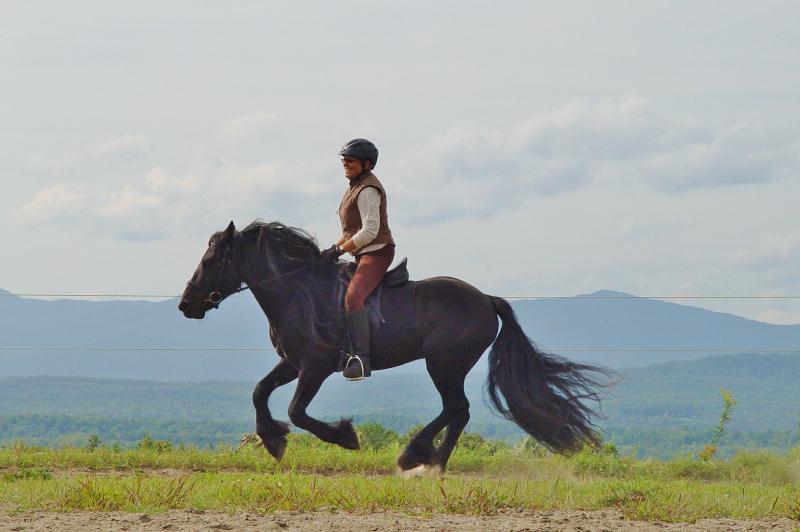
93, 186, 168, 241
27, 133, 151, 174
16, 155, 338, 241
15, 99, 800, 241
91, 133, 149, 159
730, 235, 800, 268
756, 309, 800, 325
606, 214, 686, 240
388, 99, 799, 224
220, 112, 280, 141
640, 122, 798, 191
97, 186, 164, 218
144, 166, 198, 193
508, 98, 687, 160
18, 184, 85, 223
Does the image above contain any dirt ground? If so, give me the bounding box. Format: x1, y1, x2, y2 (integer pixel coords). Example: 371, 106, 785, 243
1, 509, 797, 531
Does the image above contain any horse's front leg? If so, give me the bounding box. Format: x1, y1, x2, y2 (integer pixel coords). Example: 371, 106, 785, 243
287, 365, 360, 450
252, 358, 299, 460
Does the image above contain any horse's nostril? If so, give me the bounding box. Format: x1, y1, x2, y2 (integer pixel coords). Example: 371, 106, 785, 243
178, 300, 188, 312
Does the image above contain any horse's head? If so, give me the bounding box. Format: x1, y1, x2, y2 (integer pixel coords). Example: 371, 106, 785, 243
179, 221, 244, 319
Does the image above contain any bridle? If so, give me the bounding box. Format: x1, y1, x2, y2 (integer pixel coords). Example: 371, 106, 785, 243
185, 244, 310, 308
186, 245, 239, 308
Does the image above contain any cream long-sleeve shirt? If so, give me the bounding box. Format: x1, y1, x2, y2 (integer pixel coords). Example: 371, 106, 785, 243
350, 186, 386, 255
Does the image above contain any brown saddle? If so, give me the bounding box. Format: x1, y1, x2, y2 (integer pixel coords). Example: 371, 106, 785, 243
340, 257, 409, 288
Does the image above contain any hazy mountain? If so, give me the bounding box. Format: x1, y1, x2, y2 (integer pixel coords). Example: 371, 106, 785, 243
0, 290, 273, 380
2, 288, 800, 379
512, 290, 800, 367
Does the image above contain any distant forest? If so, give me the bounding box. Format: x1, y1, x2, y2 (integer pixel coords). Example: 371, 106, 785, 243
1, 413, 797, 459
1, 353, 798, 458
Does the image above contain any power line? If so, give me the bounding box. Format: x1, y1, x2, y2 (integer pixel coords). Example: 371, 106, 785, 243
4, 292, 800, 300
502, 295, 800, 300
1, 346, 800, 353
0, 347, 275, 351
0, 293, 179, 298
546, 348, 800, 353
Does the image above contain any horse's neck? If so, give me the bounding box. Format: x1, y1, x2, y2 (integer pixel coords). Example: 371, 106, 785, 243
240, 258, 290, 326
249, 285, 285, 327
239, 248, 336, 329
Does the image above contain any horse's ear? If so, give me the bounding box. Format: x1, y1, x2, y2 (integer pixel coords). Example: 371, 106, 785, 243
222, 220, 236, 241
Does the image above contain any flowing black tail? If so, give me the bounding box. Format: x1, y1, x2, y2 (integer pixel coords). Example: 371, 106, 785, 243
487, 296, 609, 452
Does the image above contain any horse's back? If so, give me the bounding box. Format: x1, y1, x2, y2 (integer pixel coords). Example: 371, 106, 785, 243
413, 276, 499, 341
371, 275, 498, 369
415, 276, 494, 307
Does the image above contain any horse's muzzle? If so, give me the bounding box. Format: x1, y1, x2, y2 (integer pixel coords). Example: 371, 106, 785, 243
178, 299, 207, 319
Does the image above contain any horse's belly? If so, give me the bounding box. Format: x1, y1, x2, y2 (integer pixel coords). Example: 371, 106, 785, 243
371, 330, 423, 369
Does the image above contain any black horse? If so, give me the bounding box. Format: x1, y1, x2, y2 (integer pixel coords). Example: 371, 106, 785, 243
179, 220, 607, 473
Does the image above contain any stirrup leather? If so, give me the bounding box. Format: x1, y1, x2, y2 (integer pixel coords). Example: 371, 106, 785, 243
343, 354, 367, 381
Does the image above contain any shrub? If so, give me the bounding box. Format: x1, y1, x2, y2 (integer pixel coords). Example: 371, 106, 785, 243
457, 432, 508, 455
699, 389, 736, 461
136, 431, 172, 453
401, 424, 443, 447
85, 434, 102, 451
356, 423, 399, 450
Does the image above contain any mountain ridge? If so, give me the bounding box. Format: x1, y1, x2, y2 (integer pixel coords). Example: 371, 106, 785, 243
2, 287, 799, 378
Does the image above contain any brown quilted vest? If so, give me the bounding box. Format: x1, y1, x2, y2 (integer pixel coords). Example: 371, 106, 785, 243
338, 172, 395, 249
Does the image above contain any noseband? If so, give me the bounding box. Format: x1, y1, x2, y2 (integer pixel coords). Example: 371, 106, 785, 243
186, 245, 242, 308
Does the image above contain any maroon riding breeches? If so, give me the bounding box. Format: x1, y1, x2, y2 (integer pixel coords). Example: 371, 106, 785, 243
345, 245, 396, 312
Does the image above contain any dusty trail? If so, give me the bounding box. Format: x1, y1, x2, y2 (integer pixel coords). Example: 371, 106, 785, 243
1, 509, 797, 531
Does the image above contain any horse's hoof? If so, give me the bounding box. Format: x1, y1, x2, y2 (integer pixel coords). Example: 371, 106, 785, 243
397, 464, 442, 478
334, 419, 360, 450
397, 444, 434, 471
424, 464, 443, 478
263, 435, 288, 461
398, 464, 427, 478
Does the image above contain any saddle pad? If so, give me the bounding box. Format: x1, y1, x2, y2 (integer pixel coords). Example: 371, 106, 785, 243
333, 264, 419, 365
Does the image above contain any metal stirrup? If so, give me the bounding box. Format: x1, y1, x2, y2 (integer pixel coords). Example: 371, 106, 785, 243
344, 354, 366, 381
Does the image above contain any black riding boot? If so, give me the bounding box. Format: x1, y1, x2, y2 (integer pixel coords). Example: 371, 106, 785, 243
343, 310, 372, 380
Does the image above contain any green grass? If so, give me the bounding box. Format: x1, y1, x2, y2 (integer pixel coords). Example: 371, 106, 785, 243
2, 435, 800, 484
1, 471, 798, 521
1, 436, 800, 521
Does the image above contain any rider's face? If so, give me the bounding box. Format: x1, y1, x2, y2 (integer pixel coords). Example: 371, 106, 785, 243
342, 156, 365, 179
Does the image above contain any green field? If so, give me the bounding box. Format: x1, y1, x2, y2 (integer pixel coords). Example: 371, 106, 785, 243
2, 430, 799, 523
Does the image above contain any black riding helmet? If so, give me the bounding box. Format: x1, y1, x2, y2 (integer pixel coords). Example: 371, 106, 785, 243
338, 138, 379, 169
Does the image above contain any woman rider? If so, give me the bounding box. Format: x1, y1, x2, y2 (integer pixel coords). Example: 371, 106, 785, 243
321, 138, 395, 380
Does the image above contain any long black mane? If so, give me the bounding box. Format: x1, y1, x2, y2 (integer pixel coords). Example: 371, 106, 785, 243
241, 220, 326, 268
240, 220, 341, 348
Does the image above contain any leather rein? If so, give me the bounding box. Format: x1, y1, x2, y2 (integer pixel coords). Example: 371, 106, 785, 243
186, 245, 309, 308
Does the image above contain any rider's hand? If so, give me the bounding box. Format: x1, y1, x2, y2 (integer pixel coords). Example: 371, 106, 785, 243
321, 244, 344, 262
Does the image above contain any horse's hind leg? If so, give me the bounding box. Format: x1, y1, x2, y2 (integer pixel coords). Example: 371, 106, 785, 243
432, 386, 470, 473
397, 356, 471, 473
397, 409, 451, 472
252, 358, 298, 460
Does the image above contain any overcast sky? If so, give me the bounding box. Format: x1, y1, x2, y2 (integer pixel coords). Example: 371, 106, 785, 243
2, 1, 799, 323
